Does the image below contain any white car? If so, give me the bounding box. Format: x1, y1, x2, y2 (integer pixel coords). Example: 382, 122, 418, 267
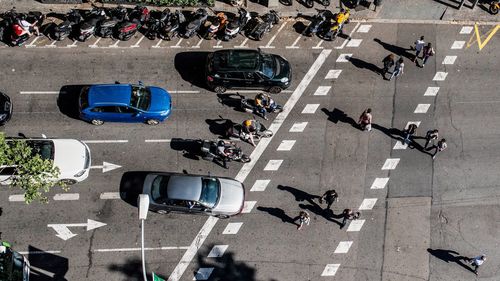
0, 136, 91, 185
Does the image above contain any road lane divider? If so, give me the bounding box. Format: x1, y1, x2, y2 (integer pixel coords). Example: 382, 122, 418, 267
92, 246, 189, 252
82, 140, 128, 144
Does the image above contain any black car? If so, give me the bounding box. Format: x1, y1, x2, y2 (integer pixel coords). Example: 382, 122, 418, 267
206, 49, 292, 94
0, 92, 12, 125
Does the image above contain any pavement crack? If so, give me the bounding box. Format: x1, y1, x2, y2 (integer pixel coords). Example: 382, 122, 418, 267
85, 230, 96, 278
438, 210, 448, 224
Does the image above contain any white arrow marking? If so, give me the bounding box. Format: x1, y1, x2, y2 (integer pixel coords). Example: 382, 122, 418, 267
48, 219, 107, 240
90, 161, 122, 173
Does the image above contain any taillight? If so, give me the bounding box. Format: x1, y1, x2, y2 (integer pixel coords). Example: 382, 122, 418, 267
207, 76, 213, 82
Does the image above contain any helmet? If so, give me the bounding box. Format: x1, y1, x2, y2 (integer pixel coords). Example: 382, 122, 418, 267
340, 8, 345, 13
243, 119, 253, 127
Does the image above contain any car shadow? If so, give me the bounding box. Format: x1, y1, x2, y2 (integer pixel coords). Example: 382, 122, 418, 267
28, 245, 69, 281
174, 51, 211, 90
170, 138, 202, 160
57, 84, 89, 120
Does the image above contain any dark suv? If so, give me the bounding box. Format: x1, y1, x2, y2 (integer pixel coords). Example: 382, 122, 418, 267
206, 49, 292, 94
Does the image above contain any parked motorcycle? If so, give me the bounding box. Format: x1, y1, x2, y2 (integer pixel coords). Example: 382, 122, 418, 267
96, 6, 127, 38
223, 8, 251, 41
246, 10, 279, 41
303, 0, 330, 8
158, 10, 185, 40
52, 9, 81, 40
199, 139, 251, 166
143, 8, 170, 40
0, 9, 20, 43
76, 7, 106, 41
305, 10, 329, 37
239, 94, 283, 119
490, 0, 500, 14
321, 9, 349, 41
204, 12, 227, 40
10, 11, 44, 46
115, 5, 150, 41
223, 120, 273, 143
183, 8, 208, 38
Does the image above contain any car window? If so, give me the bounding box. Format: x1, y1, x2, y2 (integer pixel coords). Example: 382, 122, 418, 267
130, 86, 151, 111
260, 55, 276, 78
151, 175, 170, 203
117, 106, 137, 114
0, 166, 16, 176
79, 87, 89, 109
199, 177, 220, 208
26, 140, 54, 160
91, 106, 119, 113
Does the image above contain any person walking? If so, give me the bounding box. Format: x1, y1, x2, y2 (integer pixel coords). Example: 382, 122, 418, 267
412, 36, 425, 62
389, 58, 404, 81
296, 211, 310, 230
467, 255, 486, 275
421, 43, 435, 67
319, 190, 339, 210
358, 108, 372, 131
403, 123, 418, 144
341, 209, 360, 228
424, 129, 439, 149
381, 54, 395, 80
432, 138, 447, 159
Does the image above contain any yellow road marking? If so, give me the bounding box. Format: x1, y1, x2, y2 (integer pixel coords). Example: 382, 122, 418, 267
467, 24, 500, 50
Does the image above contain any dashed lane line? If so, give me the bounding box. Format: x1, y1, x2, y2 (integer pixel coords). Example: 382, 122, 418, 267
356, 24, 372, 33
100, 192, 120, 199
289, 122, 308, 132
144, 139, 171, 143
92, 246, 189, 253
370, 178, 389, 189
19, 250, 61, 255
335, 22, 360, 49
336, 53, 352, 62
414, 103, 431, 113
424, 87, 440, 96
346, 38, 363, 47
346, 219, 365, 232
8, 194, 25, 202
393, 141, 408, 150
263, 159, 283, 171
433, 72, 449, 81
381, 158, 400, 170
442, 55, 457, 64
334, 241, 353, 254
193, 268, 214, 280
301, 104, 320, 114
313, 86, 331, 96
20, 91, 59, 94
250, 179, 270, 192
276, 140, 296, 151
207, 245, 228, 258
325, 69, 342, 79
222, 222, 243, 235
321, 264, 340, 276
359, 198, 377, 210
53, 193, 79, 201
459, 26, 473, 34
83, 140, 128, 144
242, 201, 257, 213
451, 40, 465, 49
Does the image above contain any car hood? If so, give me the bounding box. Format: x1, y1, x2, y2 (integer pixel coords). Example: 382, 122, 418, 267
52, 139, 89, 178
88, 84, 131, 105
148, 87, 172, 112
272, 55, 291, 81
213, 178, 244, 215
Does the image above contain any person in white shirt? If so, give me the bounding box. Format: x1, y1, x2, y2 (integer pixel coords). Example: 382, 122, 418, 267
389, 58, 404, 81
413, 36, 425, 62
468, 254, 486, 275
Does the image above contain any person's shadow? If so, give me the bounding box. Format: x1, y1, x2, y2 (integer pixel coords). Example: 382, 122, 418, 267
256, 206, 298, 226
427, 248, 475, 273
348, 56, 382, 75
321, 108, 358, 129
374, 38, 414, 60
277, 185, 319, 205
371, 123, 404, 140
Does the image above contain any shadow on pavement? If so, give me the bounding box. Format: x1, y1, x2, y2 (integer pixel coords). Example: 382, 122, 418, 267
374, 38, 414, 60
427, 248, 475, 273
371, 123, 404, 140
174, 52, 210, 90
170, 138, 202, 160
196, 246, 256, 281
205, 117, 236, 139
277, 184, 319, 204
57, 84, 89, 120
216, 93, 246, 112
321, 107, 358, 129
109, 257, 152, 281
119, 171, 150, 207
28, 246, 68, 281
348, 56, 382, 75
257, 206, 298, 226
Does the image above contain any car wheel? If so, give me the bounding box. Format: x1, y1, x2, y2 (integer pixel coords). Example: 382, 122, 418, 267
91, 119, 104, 126
214, 86, 227, 94
59, 179, 77, 185
157, 210, 170, 214
268, 86, 282, 94
146, 119, 160, 125
216, 214, 230, 219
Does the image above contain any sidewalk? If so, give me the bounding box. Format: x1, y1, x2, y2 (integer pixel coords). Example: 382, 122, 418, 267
0, 0, 499, 23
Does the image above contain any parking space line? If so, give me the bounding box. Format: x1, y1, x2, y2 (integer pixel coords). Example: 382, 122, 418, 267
286, 34, 302, 49
25, 36, 41, 48
370, 178, 389, 189
191, 38, 204, 49
66, 40, 78, 48
89, 37, 101, 48
193, 268, 214, 280
289, 122, 308, 132
100, 192, 121, 199
235, 38, 249, 48
169, 90, 201, 94
250, 179, 270, 191
171, 38, 183, 48
451, 40, 465, 49
46, 40, 58, 48
335, 23, 360, 49
393, 141, 408, 150
264, 160, 283, 171
301, 104, 320, 114
359, 198, 377, 210
313, 86, 331, 96
53, 193, 79, 201
312, 39, 324, 49
334, 241, 353, 253
93, 246, 189, 252
346, 38, 363, 47
20, 91, 59, 94
83, 140, 128, 144
325, 69, 342, 79
357, 24, 372, 33
336, 53, 352, 62
260, 21, 287, 49
207, 245, 228, 258
442, 55, 457, 64
242, 201, 257, 213
19, 250, 61, 255
346, 219, 365, 232
460, 26, 473, 34
382, 158, 400, 170
109, 40, 120, 48
424, 86, 440, 96
152, 39, 164, 48
145, 139, 171, 143
131, 35, 145, 48
222, 222, 243, 234
414, 103, 431, 113
321, 264, 340, 276
213, 40, 223, 48
8, 194, 25, 202
277, 140, 296, 151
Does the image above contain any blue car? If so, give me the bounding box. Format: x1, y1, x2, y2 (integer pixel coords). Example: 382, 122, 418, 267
79, 82, 172, 125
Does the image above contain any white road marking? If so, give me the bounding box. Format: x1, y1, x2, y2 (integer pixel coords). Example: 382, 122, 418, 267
286, 34, 302, 49
100, 192, 120, 199
359, 198, 377, 210
393, 141, 408, 150
242, 201, 257, 213
193, 268, 214, 280
357, 24, 372, 33
414, 103, 431, 113
336, 53, 352, 62
321, 264, 340, 276
405, 121, 421, 129
171, 38, 183, 48
145, 139, 171, 143
46, 40, 58, 48
312, 39, 324, 49
346, 39, 362, 47
459, 26, 473, 34
261, 21, 287, 48
90, 161, 121, 173
66, 40, 78, 48
19, 250, 61, 255
382, 158, 400, 170
313, 86, 331, 96
48, 219, 106, 240
250, 179, 270, 191
83, 140, 128, 144
93, 246, 188, 252
89, 37, 101, 48
131, 35, 146, 48
370, 178, 389, 189
442, 55, 457, 65
191, 38, 204, 49
347, 219, 365, 232
335, 23, 360, 49
53, 193, 79, 201
222, 222, 243, 234
424, 86, 440, 96
226, 89, 292, 94
213, 40, 222, 48
301, 104, 320, 114
264, 160, 283, 171
9, 194, 25, 202
290, 122, 308, 132
325, 69, 342, 79
207, 245, 228, 258
153, 39, 164, 48
20, 91, 59, 95
432, 71, 448, 81
169, 90, 200, 94
168, 49, 332, 281
109, 40, 120, 48
235, 38, 249, 48
277, 140, 296, 151
451, 40, 465, 49
334, 241, 353, 253
25, 36, 41, 48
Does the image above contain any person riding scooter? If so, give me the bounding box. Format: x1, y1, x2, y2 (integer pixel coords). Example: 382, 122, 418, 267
254, 93, 270, 120
242, 119, 261, 147
334, 8, 350, 35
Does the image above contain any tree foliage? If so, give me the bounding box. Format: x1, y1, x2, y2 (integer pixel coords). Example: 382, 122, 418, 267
0, 133, 63, 204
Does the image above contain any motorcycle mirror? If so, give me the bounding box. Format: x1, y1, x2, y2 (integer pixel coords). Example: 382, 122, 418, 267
138, 80, 144, 86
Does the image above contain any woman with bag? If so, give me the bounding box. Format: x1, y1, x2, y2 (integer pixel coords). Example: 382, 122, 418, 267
421, 43, 435, 67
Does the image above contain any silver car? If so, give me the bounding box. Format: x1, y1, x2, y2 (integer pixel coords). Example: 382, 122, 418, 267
142, 172, 245, 218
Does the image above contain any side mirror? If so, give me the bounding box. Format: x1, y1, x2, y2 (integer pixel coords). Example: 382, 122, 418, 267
138, 81, 144, 86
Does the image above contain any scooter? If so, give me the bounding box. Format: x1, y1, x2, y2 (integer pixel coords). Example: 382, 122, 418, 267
96, 6, 127, 38
246, 10, 279, 41
10, 12, 44, 47
321, 9, 349, 41
239, 95, 283, 119
224, 120, 273, 143
199, 139, 251, 165
183, 8, 208, 38
304, 10, 329, 37
303, 0, 330, 8
204, 12, 227, 40
0, 9, 20, 43
76, 7, 106, 41
52, 9, 81, 40
114, 5, 150, 41
223, 8, 251, 41
158, 10, 185, 40
490, 0, 500, 14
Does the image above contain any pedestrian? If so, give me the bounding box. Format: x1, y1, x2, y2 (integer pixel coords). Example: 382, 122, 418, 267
432, 138, 447, 159
403, 123, 418, 144
421, 43, 435, 67
412, 36, 425, 62
358, 108, 372, 132
319, 190, 339, 210
296, 211, 310, 230
381, 54, 395, 79
467, 255, 486, 275
341, 209, 360, 228
389, 58, 404, 80
424, 129, 439, 149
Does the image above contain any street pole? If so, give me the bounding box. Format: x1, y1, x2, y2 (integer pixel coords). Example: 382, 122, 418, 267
138, 194, 150, 281
141, 219, 146, 281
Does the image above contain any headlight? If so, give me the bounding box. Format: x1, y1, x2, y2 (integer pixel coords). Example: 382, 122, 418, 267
0, 114, 6, 121
280, 77, 289, 83
74, 170, 86, 177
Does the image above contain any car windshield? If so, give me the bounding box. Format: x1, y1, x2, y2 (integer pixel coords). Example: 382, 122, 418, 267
130, 85, 151, 111
0, 250, 24, 281
26, 140, 54, 160
151, 175, 170, 203
260, 55, 276, 78
199, 178, 220, 208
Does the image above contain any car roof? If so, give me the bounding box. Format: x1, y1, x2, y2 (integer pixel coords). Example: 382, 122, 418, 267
212, 49, 261, 72
88, 84, 132, 106
167, 175, 202, 201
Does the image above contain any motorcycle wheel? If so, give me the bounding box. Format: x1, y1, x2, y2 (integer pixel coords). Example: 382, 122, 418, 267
260, 130, 273, 138
268, 86, 282, 94
490, 4, 499, 14
304, 0, 314, 8
279, 0, 292, 5
240, 155, 251, 163
257, 32, 264, 41
322, 0, 330, 5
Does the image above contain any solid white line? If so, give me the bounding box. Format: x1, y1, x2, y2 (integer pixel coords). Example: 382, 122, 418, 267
261, 21, 287, 48
18, 250, 61, 255
100, 192, 121, 199
145, 139, 171, 143
83, 140, 128, 144
131, 35, 145, 48
20, 91, 59, 95
167, 49, 333, 281
93, 246, 189, 253
53, 193, 79, 201
9, 194, 25, 202
225, 89, 293, 94
335, 22, 360, 49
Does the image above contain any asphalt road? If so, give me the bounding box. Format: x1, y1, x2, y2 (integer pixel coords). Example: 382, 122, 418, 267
0, 20, 499, 281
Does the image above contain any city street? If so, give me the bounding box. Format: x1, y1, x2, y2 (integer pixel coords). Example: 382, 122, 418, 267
0, 16, 499, 281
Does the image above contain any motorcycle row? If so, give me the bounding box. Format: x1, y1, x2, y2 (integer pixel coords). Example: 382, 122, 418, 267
0, 5, 284, 46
